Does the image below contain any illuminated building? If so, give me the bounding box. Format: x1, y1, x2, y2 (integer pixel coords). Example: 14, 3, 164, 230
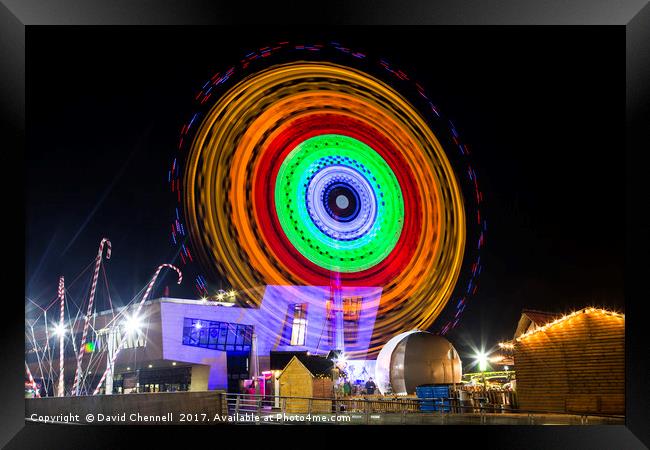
26, 286, 381, 395
513, 307, 624, 414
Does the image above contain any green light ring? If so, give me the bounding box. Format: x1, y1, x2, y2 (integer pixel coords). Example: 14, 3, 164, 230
275, 134, 404, 272
285, 135, 401, 251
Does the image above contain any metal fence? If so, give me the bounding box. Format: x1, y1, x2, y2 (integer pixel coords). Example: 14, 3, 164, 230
222, 392, 625, 425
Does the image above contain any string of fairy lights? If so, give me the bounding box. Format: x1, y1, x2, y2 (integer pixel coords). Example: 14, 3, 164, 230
467, 307, 626, 374
515, 307, 625, 342
492, 307, 625, 353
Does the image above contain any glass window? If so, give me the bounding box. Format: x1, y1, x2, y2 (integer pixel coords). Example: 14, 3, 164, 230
343, 297, 362, 344
325, 299, 334, 347
182, 318, 252, 352
290, 304, 308, 346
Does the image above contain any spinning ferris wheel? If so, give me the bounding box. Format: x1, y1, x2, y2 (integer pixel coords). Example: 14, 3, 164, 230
169, 41, 486, 353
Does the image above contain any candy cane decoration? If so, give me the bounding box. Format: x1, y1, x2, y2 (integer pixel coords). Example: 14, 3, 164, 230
93, 264, 182, 395
57, 276, 65, 397
25, 361, 41, 398
73, 238, 111, 396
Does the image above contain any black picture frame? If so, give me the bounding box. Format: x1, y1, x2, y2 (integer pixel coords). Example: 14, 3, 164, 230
2, 1, 648, 448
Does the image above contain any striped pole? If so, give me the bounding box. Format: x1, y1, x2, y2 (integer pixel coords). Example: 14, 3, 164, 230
25, 361, 41, 398
57, 276, 65, 397
73, 238, 111, 396
93, 264, 181, 395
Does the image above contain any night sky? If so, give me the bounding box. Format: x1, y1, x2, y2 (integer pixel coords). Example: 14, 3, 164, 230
26, 27, 624, 360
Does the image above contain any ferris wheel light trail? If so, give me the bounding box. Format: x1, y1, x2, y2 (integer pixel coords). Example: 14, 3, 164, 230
92, 264, 182, 395
167, 42, 484, 351
56, 276, 65, 397
181, 59, 468, 354
73, 237, 111, 396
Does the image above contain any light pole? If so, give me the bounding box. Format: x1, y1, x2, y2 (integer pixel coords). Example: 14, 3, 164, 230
475, 351, 489, 406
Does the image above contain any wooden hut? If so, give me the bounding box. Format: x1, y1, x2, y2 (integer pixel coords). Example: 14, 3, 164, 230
278, 355, 333, 413
513, 307, 624, 415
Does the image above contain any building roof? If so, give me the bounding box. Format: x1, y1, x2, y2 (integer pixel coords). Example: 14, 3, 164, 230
270, 351, 310, 370
513, 309, 561, 339
275, 352, 334, 377
516, 307, 625, 342
522, 309, 560, 326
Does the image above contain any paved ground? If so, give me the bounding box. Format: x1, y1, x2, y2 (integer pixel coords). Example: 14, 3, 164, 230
231, 410, 625, 425
354, 412, 625, 425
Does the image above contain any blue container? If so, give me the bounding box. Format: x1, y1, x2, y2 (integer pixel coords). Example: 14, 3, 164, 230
416, 384, 451, 412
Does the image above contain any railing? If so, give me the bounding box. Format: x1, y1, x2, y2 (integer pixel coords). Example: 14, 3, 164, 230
221, 393, 625, 425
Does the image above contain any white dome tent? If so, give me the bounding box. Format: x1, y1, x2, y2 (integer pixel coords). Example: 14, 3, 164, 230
375, 330, 462, 395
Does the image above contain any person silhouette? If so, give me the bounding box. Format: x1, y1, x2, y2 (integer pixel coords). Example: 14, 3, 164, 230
365, 377, 377, 395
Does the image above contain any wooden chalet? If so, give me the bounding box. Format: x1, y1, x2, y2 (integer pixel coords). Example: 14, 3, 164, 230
278, 355, 334, 413
513, 307, 624, 415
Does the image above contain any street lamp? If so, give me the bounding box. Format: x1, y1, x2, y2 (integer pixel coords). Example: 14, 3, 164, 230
52, 323, 66, 337
474, 351, 488, 372
474, 350, 489, 404
123, 314, 142, 336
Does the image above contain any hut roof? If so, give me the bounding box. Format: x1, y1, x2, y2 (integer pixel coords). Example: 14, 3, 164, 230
278, 354, 334, 378
514, 309, 561, 339
270, 351, 309, 370
516, 307, 625, 341
522, 309, 560, 326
